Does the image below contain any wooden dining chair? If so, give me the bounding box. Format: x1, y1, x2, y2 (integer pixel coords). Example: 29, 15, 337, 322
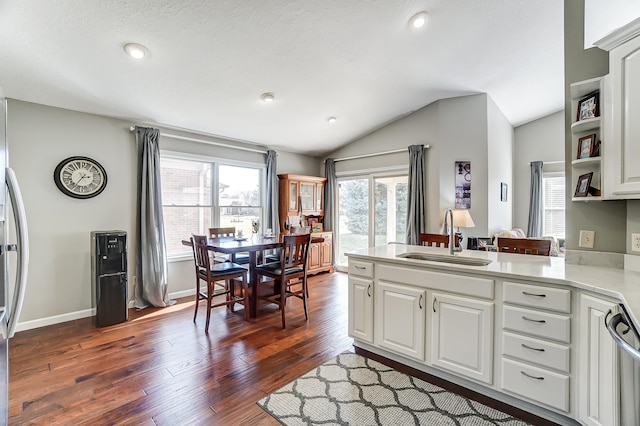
497, 237, 551, 256
254, 234, 311, 329
419, 233, 459, 248
208, 227, 250, 264
190, 234, 249, 332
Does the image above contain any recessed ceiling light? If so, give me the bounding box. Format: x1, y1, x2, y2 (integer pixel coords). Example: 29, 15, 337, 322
260, 92, 276, 102
123, 43, 147, 59
409, 11, 428, 29
326, 116, 337, 123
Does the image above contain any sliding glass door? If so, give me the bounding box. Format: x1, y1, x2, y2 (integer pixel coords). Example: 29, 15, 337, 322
337, 173, 407, 268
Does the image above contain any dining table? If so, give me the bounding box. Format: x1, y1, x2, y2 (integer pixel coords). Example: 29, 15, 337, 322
182, 234, 282, 318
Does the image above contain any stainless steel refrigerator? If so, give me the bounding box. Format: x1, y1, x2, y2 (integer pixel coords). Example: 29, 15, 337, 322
0, 88, 30, 424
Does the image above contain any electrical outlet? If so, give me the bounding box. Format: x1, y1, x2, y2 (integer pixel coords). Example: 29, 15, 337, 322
632, 233, 640, 252
579, 230, 595, 248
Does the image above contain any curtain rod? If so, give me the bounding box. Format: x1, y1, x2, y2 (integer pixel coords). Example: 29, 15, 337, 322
330, 144, 430, 163
528, 160, 564, 165
129, 127, 269, 154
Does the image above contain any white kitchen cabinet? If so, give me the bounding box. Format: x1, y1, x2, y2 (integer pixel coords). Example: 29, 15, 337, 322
597, 18, 640, 198
429, 292, 494, 384
578, 294, 618, 426
375, 280, 425, 360
348, 276, 374, 343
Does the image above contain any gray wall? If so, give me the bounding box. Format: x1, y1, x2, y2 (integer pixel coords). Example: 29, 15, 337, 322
7, 99, 319, 328
326, 93, 514, 240
513, 111, 565, 231
564, 0, 627, 253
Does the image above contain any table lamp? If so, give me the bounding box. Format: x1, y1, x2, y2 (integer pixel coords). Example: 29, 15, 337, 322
451, 209, 475, 247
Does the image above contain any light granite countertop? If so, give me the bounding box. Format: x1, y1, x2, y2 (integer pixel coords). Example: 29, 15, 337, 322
346, 244, 640, 330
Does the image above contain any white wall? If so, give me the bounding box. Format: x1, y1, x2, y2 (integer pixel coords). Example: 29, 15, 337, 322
7, 100, 320, 328
487, 97, 514, 235
513, 111, 564, 232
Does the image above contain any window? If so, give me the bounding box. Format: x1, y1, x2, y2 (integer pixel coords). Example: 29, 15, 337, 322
336, 172, 408, 268
543, 174, 565, 239
160, 154, 264, 258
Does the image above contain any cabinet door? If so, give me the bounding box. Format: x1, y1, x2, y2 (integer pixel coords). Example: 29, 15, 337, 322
578, 294, 618, 426
320, 234, 332, 267
605, 35, 640, 198
307, 242, 320, 271
375, 281, 425, 360
300, 183, 314, 211
316, 182, 324, 212
348, 277, 374, 343
288, 181, 298, 213
430, 292, 494, 384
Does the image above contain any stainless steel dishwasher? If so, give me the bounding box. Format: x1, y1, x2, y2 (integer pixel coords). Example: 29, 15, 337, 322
605, 304, 640, 425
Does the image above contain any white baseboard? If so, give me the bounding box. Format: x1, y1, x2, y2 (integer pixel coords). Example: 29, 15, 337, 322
14, 289, 196, 333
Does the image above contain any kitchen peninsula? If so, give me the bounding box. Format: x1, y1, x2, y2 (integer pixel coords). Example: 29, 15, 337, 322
347, 244, 640, 426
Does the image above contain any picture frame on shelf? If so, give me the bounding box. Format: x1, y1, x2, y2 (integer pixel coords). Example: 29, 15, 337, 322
574, 172, 593, 197
577, 134, 596, 159
591, 140, 601, 157
311, 223, 323, 233
576, 91, 599, 121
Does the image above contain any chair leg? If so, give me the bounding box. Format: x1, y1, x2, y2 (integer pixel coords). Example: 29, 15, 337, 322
193, 279, 200, 322
242, 274, 250, 321
280, 280, 287, 329
205, 283, 212, 333
228, 278, 235, 312
302, 277, 308, 321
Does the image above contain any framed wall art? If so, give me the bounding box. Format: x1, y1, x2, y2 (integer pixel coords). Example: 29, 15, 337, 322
455, 161, 471, 208
574, 172, 593, 197
576, 91, 599, 121
577, 134, 596, 159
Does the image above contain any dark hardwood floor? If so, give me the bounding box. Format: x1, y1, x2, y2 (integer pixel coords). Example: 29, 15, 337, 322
9, 272, 353, 425
9, 271, 555, 426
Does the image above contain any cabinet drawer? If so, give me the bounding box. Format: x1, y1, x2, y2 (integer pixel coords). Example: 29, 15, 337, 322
378, 265, 493, 299
501, 358, 569, 412
503, 306, 570, 343
349, 261, 373, 278
503, 282, 571, 313
502, 332, 570, 373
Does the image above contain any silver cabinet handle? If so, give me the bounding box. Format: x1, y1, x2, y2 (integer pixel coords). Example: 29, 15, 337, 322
367, 284, 371, 298
355, 265, 366, 270
522, 291, 546, 297
521, 343, 545, 352
521, 371, 545, 380
522, 316, 546, 324
419, 294, 423, 310
432, 297, 437, 312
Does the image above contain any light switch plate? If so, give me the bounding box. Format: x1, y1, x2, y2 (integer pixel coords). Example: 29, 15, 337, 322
579, 230, 595, 248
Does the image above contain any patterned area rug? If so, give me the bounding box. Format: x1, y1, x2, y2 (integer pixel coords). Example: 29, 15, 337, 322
257, 353, 531, 425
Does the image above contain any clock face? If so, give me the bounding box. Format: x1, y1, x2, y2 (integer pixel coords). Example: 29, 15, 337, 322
53, 156, 107, 199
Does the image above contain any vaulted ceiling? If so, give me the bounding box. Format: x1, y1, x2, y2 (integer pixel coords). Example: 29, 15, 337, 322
0, 1, 564, 157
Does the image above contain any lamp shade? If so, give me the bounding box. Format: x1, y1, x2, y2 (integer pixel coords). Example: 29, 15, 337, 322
452, 209, 475, 228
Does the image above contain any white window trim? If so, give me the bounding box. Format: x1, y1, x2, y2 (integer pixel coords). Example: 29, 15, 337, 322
161, 150, 266, 260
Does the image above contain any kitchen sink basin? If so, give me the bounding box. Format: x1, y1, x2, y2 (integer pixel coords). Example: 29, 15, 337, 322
397, 252, 492, 266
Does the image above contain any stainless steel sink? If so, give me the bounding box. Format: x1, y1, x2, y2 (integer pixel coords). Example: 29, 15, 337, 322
397, 252, 492, 266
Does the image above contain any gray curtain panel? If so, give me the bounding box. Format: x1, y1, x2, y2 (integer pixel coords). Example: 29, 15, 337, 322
134, 126, 174, 309
265, 150, 279, 235
406, 145, 426, 245
527, 161, 544, 237
324, 158, 337, 264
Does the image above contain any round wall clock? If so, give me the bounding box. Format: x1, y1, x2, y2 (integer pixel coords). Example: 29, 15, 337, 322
53, 156, 107, 199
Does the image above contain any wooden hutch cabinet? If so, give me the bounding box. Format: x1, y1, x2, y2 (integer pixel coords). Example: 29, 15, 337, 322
278, 174, 333, 275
